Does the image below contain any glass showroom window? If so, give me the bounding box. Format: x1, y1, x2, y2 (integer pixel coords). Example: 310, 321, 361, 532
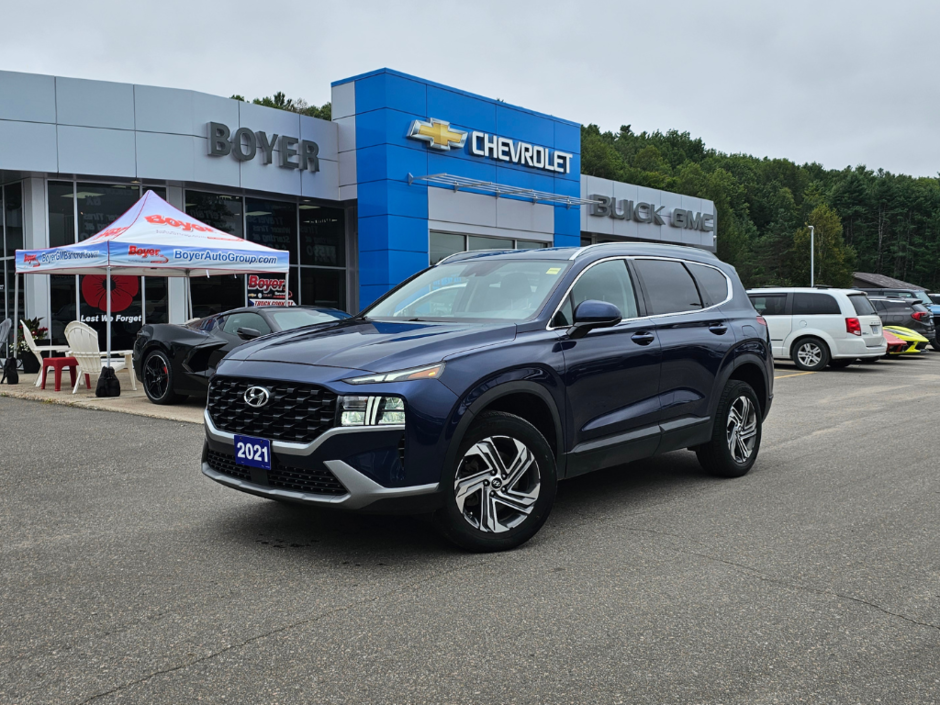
47, 181, 167, 345
247, 197, 299, 307
2, 183, 25, 330
299, 203, 346, 310
429, 231, 548, 265
186, 191, 246, 317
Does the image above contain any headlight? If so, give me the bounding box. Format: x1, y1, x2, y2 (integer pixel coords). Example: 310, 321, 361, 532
338, 395, 405, 426
343, 363, 444, 385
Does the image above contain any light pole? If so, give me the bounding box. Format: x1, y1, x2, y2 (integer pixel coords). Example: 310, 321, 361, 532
808, 225, 815, 287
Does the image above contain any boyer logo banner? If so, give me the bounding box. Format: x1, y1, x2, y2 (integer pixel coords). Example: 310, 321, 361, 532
247, 274, 294, 306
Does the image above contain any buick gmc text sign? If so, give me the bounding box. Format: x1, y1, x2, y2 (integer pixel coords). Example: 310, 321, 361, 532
589, 194, 715, 232
207, 122, 320, 172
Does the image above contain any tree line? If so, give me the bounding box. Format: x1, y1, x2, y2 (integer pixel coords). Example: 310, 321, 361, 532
582, 124, 940, 290
241, 92, 940, 291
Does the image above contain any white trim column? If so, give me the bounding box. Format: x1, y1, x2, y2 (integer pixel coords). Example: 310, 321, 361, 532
22, 177, 50, 327
165, 186, 188, 324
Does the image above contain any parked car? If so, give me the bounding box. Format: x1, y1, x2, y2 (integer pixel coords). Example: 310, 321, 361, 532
881, 329, 909, 357
883, 326, 930, 355
856, 287, 933, 306
866, 297, 938, 350
928, 293, 940, 305
201, 243, 774, 552
133, 305, 351, 405
746, 287, 886, 370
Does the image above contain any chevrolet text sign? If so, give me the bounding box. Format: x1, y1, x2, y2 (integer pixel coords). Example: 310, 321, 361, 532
589, 194, 715, 232
470, 132, 572, 174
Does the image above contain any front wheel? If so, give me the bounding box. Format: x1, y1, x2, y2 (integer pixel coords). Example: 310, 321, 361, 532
792, 337, 830, 371
696, 380, 762, 478
434, 411, 556, 552
142, 350, 186, 405
932, 341, 940, 352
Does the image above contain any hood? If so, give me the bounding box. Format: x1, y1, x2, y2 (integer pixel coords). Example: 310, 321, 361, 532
227, 318, 517, 372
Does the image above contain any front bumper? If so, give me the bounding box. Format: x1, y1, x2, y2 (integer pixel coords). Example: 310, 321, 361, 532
202, 410, 441, 511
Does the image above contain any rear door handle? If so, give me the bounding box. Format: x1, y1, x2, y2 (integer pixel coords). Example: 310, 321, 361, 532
631, 332, 655, 346
708, 322, 728, 335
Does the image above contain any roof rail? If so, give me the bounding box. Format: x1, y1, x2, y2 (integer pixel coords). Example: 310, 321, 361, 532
435, 249, 516, 265
569, 241, 718, 261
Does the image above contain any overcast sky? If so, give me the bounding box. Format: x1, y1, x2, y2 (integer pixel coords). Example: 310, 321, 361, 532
3, 0, 938, 177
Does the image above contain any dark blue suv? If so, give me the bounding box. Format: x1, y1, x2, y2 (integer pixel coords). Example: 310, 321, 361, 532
202, 243, 773, 551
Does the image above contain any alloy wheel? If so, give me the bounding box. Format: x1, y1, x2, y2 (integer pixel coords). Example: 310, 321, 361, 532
144, 354, 169, 400
726, 395, 758, 464
797, 342, 823, 368
453, 435, 541, 533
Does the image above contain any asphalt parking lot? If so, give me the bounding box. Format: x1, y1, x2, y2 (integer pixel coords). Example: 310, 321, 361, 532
2, 356, 939, 704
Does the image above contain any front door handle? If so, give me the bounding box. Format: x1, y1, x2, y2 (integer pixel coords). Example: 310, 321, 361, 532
708, 322, 728, 335
631, 332, 655, 346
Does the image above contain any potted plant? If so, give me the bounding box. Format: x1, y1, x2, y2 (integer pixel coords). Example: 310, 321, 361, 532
17, 317, 49, 374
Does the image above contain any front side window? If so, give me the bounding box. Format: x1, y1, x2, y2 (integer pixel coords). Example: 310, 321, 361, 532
792, 293, 841, 315
367, 260, 570, 322
634, 259, 703, 315
749, 294, 787, 316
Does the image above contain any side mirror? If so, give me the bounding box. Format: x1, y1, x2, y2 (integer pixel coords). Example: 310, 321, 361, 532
569, 300, 622, 339
236, 327, 262, 341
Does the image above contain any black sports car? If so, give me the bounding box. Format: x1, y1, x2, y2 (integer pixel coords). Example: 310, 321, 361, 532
133, 306, 350, 404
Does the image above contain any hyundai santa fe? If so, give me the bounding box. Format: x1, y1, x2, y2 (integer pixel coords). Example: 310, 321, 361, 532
202, 243, 774, 551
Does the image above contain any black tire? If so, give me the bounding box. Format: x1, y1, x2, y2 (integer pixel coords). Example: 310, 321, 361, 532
791, 337, 830, 371
828, 359, 853, 369
142, 349, 186, 405
932, 341, 940, 352
696, 380, 762, 478
860, 357, 880, 364
434, 411, 556, 552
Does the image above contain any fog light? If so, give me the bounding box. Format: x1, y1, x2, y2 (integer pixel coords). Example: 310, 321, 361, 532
338, 395, 405, 427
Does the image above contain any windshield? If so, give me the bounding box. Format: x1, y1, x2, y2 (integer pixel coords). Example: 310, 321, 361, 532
270, 308, 348, 330
366, 260, 571, 322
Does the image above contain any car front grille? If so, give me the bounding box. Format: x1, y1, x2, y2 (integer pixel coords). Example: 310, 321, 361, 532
206, 449, 348, 496
207, 377, 338, 444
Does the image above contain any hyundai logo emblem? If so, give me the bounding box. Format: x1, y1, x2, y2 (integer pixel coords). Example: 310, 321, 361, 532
243, 386, 271, 408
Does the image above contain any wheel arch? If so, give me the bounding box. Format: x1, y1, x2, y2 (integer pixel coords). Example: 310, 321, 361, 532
444, 380, 566, 480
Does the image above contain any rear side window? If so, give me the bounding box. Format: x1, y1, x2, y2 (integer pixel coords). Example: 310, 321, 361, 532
222, 312, 272, 335
848, 294, 876, 316
871, 299, 886, 311
634, 259, 703, 315
553, 259, 638, 326
885, 300, 911, 311
792, 293, 840, 315
686, 263, 730, 307
748, 294, 787, 316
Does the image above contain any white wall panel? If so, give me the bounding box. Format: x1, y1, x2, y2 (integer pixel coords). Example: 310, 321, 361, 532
428, 188, 496, 228
301, 159, 340, 201
331, 82, 356, 120
0, 71, 56, 122
137, 132, 196, 182
56, 77, 135, 130
0, 120, 57, 171
57, 125, 136, 177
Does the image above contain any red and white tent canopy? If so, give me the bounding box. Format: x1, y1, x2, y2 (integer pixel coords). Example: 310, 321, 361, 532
16, 190, 289, 277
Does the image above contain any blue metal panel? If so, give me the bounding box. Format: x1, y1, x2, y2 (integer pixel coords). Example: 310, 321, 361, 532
496, 104, 554, 145
355, 73, 427, 117
495, 166, 555, 193
554, 120, 581, 155
427, 153, 497, 182
553, 206, 581, 247
359, 215, 429, 253
355, 107, 426, 151
427, 86, 497, 133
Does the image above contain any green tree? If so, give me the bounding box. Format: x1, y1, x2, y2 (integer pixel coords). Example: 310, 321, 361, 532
791, 204, 855, 287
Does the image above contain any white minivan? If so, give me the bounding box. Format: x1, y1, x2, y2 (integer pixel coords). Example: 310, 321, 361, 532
747, 288, 886, 370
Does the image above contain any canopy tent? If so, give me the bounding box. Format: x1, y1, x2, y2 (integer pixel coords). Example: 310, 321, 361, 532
13, 190, 289, 376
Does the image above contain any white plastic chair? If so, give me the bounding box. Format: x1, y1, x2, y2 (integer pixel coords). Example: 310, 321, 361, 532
63, 321, 137, 393
0, 319, 11, 361
21, 320, 70, 387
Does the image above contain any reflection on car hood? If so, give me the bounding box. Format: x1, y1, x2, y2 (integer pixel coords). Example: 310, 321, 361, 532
227, 318, 517, 373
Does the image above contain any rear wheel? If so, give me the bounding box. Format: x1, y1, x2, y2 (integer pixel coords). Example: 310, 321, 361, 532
792, 337, 830, 371
860, 357, 880, 364
932, 340, 940, 352
828, 359, 853, 369
434, 411, 556, 552
143, 350, 186, 405
696, 380, 762, 478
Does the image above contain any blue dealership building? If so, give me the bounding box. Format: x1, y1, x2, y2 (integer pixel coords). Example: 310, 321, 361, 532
0, 68, 716, 348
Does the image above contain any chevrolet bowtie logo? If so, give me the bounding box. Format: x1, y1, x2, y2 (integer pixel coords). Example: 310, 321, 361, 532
407, 118, 468, 151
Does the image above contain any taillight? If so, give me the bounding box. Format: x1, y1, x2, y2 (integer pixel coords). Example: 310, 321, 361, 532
912, 311, 929, 322
845, 317, 862, 336
756, 315, 767, 326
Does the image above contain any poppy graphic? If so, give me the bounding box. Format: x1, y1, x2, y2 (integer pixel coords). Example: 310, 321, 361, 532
82, 275, 140, 313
